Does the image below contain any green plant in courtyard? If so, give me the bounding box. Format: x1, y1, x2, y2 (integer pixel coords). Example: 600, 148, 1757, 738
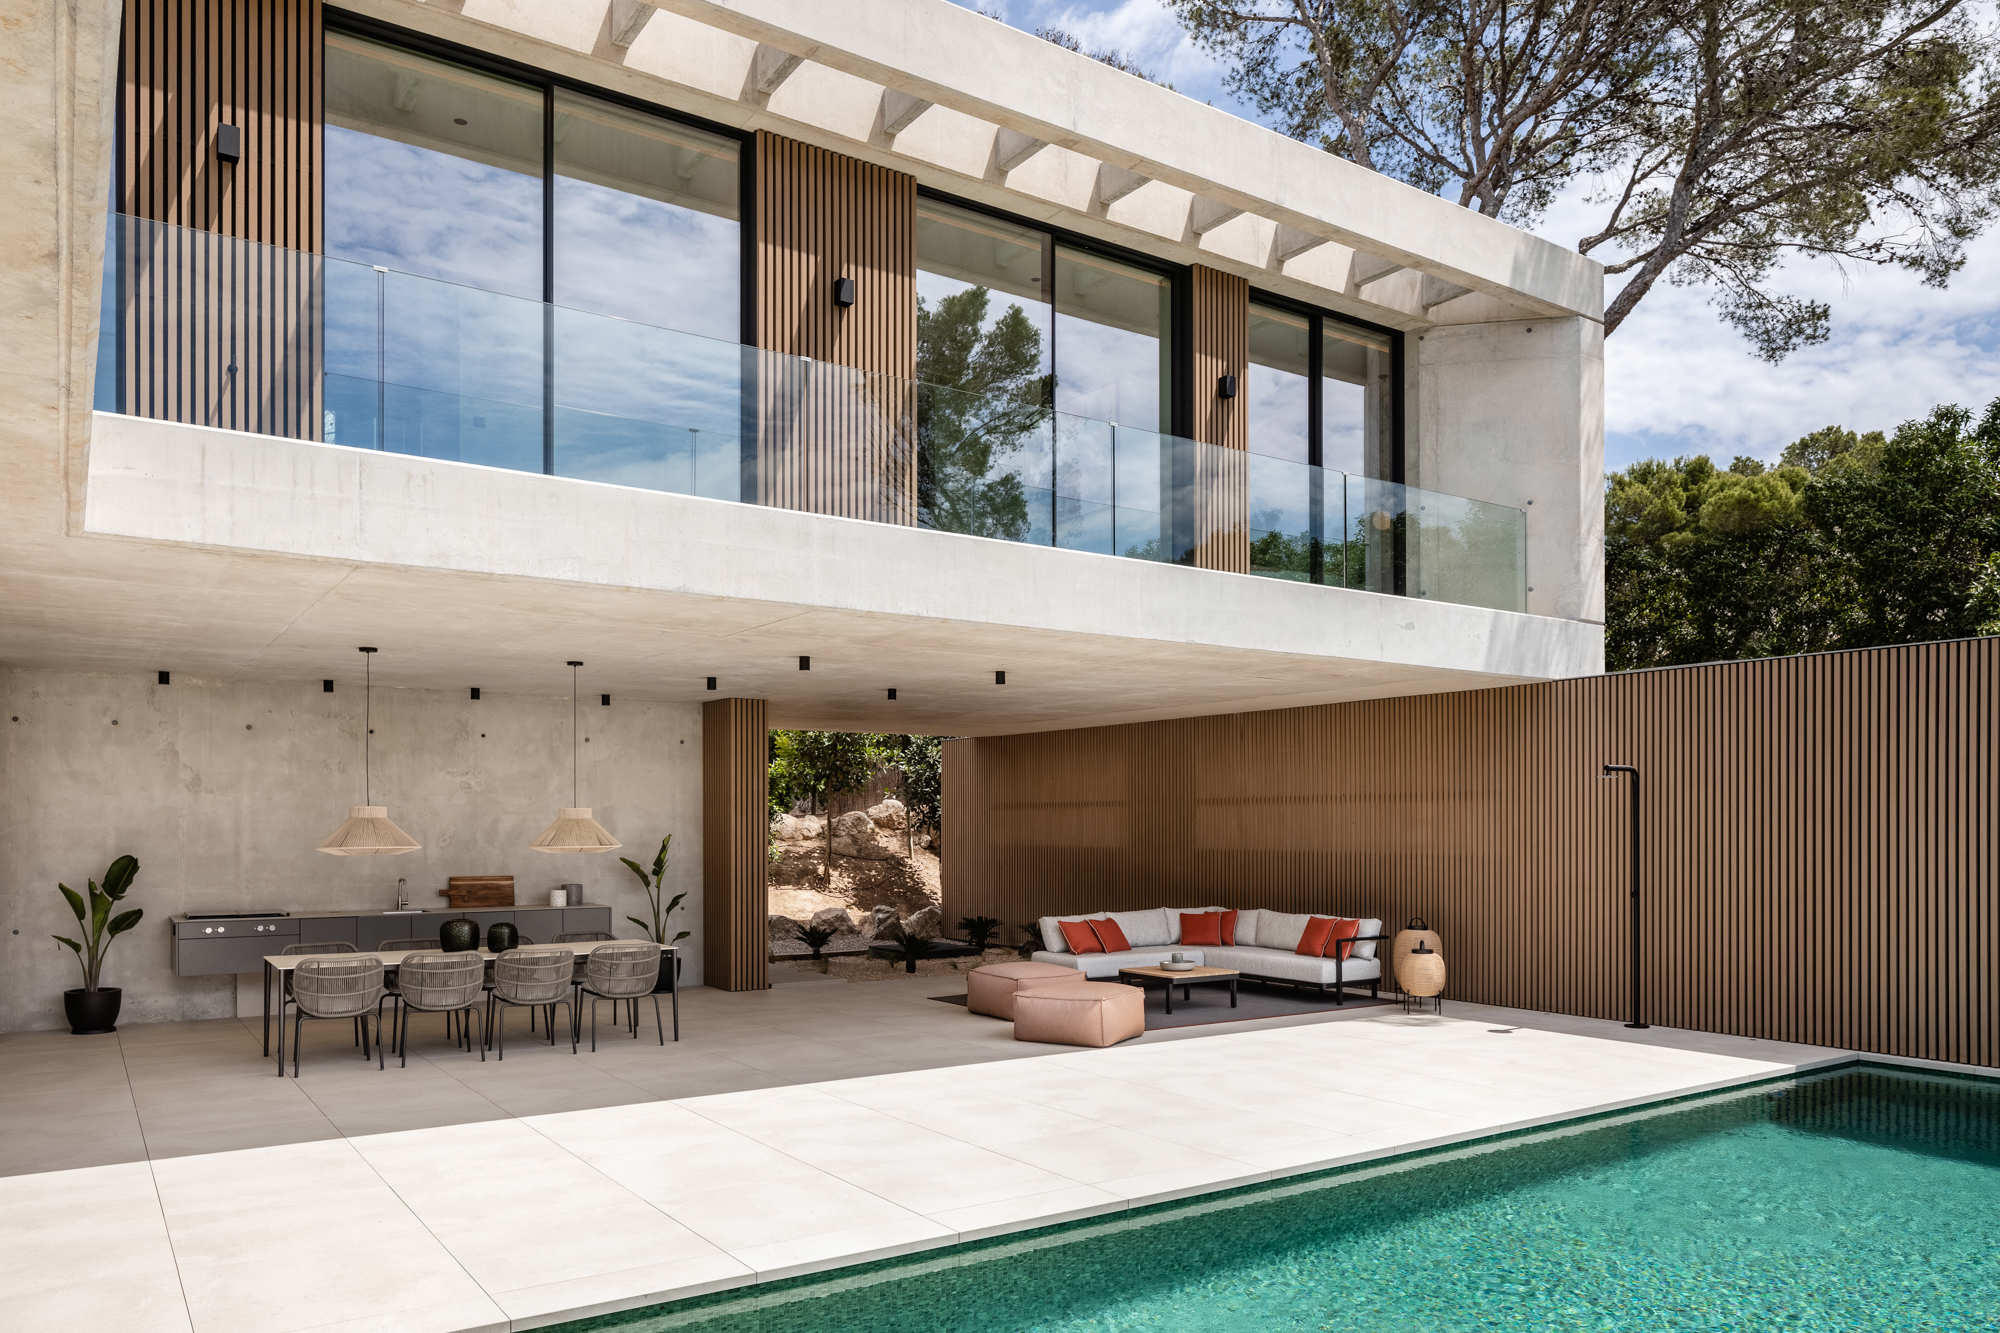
621, 835, 690, 947
1015, 922, 1043, 960
775, 731, 888, 885
881, 921, 933, 972
792, 921, 839, 961
958, 915, 1001, 951
53, 854, 143, 991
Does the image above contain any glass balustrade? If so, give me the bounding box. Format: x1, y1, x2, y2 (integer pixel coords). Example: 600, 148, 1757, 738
93, 212, 1526, 612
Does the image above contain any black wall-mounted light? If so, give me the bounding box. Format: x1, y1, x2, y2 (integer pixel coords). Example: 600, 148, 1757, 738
995, 670, 1006, 685
1599, 762, 1648, 1029
705, 676, 718, 691
469, 687, 481, 701
157, 670, 171, 686
600, 693, 611, 707
886, 688, 897, 701
832, 276, 856, 308
799, 656, 811, 671
216, 123, 242, 163
1216, 373, 1238, 400
323, 679, 334, 693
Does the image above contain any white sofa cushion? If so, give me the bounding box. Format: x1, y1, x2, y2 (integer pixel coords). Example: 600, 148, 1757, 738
1205, 946, 1381, 986
1108, 909, 1173, 948
1253, 911, 1312, 952
1352, 917, 1383, 960
1231, 908, 1261, 946
1030, 947, 1204, 979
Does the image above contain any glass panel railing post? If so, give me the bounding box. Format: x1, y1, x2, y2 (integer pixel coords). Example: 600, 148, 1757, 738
372, 265, 386, 451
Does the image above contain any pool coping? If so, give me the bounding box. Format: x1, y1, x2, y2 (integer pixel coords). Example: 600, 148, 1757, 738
531, 1043, 1985, 1332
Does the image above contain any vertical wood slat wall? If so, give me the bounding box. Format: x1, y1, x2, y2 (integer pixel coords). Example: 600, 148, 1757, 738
1188, 265, 1249, 572
752, 132, 917, 524
118, 0, 323, 438
943, 636, 2000, 1067
702, 698, 771, 991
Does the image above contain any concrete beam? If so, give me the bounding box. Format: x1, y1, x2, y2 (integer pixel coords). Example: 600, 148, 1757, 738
1351, 253, 1405, 286
1094, 162, 1149, 206
1188, 197, 1245, 235
608, 0, 654, 48
649, 0, 1603, 320
1421, 274, 1474, 310
880, 89, 932, 135
749, 42, 804, 95
993, 127, 1046, 173
1270, 224, 1325, 265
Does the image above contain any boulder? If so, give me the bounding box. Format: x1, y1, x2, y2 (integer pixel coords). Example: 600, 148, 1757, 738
794, 814, 824, 841
769, 813, 811, 842
831, 809, 896, 861
867, 798, 908, 831
767, 913, 798, 941
810, 906, 857, 936
863, 904, 900, 937
901, 905, 942, 939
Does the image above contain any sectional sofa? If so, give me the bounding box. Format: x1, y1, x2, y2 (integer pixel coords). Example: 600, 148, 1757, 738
1031, 906, 1385, 1002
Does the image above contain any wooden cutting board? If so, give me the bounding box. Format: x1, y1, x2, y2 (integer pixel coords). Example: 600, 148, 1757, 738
441, 875, 514, 908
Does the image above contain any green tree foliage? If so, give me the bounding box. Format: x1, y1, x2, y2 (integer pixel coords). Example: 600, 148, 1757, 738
1607, 400, 2000, 669
1169, 0, 2000, 357
916, 286, 1050, 540
884, 734, 944, 845
772, 731, 891, 886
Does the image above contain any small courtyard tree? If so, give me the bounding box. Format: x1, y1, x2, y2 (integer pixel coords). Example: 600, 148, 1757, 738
777, 730, 887, 886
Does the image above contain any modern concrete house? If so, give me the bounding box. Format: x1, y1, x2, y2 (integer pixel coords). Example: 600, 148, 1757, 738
4, 0, 1602, 1020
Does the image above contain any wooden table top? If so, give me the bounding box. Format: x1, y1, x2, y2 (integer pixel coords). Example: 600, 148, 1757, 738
1118, 964, 1239, 981
263, 941, 674, 971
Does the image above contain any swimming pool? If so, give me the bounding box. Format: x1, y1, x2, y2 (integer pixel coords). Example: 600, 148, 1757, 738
558, 1066, 2000, 1331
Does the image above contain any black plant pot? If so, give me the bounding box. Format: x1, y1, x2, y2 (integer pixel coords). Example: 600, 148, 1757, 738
439, 917, 480, 952
486, 921, 518, 954
64, 987, 122, 1035
652, 952, 681, 992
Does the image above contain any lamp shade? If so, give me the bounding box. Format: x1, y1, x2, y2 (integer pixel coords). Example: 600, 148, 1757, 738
530, 807, 621, 854
317, 805, 421, 856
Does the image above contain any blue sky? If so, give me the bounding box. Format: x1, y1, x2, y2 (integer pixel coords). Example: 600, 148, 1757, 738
966, 0, 2000, 472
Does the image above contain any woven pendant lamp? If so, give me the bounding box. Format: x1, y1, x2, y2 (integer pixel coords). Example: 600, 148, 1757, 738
531, 661, 620, 854
318, 647, 420, 856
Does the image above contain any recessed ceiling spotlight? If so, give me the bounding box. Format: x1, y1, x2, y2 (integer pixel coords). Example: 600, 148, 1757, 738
799, 656, 811, 671
705, 676, 717, 691
995, 670, 1006, 685
886, 688, 897, 701
469, 687, 481, 701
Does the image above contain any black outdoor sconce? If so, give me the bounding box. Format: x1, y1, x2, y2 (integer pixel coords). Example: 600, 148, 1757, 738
1217, 374, 1238, 400
832, 276, 856, 308
216, 123, 242, 164
1600, 762, 1648, 1029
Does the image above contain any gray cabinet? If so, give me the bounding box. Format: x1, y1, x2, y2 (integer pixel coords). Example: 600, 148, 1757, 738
514, 908, 564, 942
170, 906, 615, 976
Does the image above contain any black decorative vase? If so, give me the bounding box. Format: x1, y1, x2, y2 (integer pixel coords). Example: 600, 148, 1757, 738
64, 986, 122, 1035
439, 917, 480, 952
486, 921, 518, 954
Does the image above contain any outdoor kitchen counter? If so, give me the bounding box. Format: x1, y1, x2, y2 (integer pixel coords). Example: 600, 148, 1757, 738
169, 904, 615, 977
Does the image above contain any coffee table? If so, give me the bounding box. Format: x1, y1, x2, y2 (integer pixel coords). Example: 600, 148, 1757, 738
1117, 964, 1239, 1014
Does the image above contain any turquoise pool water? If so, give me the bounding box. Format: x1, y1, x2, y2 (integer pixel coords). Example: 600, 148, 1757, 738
564, 1067, 2000, 1331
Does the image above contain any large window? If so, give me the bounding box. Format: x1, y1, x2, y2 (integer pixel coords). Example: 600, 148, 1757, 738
915, 198, 1175, 557
1246, 299, 1399, 583
322, 30, 742, 491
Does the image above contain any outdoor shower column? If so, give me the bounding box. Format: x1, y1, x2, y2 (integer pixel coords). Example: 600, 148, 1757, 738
702, 697, 771, 991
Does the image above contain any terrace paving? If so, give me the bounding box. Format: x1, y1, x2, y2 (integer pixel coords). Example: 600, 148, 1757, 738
0, 969, 1851, 1332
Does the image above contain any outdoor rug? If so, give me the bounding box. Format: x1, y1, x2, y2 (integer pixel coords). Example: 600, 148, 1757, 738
931, 979, 1397, 1029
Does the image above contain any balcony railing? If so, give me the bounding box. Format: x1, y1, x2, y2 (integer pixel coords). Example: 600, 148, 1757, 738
93, 213, 1526, 612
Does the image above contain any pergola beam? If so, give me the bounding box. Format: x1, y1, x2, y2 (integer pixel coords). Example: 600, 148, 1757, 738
1270, 224, 1325, 265
608, 0, 654, 48
1188, 197, 1244, 235
1350, 254, 1405, 286
993, 128, 1047, 172
880, 90, 932, 136
749, 43, 805, 96
1421, 274, 1474, 310
1094, 163, 1149, 206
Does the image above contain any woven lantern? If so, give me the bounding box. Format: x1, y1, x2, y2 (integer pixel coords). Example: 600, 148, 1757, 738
1401, 940, 1445, 1013
1392, 915, 1443, 990
530, 661, 621, 854
318, 647, 421, 856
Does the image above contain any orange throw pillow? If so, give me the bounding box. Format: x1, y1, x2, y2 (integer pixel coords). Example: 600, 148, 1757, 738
1296, 916, 1335, 956
1179, 912, 1223, 946
1217, 909, 1238, 945
1088, 917, 1131, 952
1057, 919, 1103, 954
1325, 917, 1362, 960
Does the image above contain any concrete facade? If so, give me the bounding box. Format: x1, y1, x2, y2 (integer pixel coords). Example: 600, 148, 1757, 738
0, 668, 705, 1030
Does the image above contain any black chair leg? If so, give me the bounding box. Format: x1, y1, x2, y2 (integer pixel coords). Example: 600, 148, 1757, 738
471, 1006, 485, 1061
652, 994, 664, 1046
292, 1008, 303, 1078
590, 996, 598, 1052
497, 1003, 506, 1061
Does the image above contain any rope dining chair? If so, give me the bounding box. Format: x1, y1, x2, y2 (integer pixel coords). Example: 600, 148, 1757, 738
554, 931, 620, 1025
390, 951, 487, 1066
279, 941, 365, 1052
486, 946, 577, 1058
288, 956, 387, 1078
575, 942, 663, 1051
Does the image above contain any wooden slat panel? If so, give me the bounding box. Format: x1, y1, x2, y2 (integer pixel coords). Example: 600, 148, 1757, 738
944, 636, 2000, 1067
1189, 265, 1248, 572
117, 0, 321, 438
751, 131, 916, 524
702, 697, 771, 991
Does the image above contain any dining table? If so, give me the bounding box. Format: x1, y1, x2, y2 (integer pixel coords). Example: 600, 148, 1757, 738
262, 941, 680, 1071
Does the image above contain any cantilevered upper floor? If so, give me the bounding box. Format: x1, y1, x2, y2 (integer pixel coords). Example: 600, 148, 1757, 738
2, 0, 1603, 732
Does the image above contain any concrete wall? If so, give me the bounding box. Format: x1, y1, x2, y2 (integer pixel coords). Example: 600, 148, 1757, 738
1411, 317, 1606, 628
0, 668, 704, 1031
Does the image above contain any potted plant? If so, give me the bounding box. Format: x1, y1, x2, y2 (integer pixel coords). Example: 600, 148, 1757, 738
53, 854, 143, 1034
622, 835, 690, 992
958, 915, 1001, 953
1015, 922, 1043, 960
792, 921, 838, 971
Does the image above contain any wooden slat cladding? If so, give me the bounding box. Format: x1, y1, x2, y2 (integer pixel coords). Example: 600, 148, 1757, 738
944, 637, 2000, 1068
1189, 265, 1248, 572
751, 132, 917, 524
702, 697, 771, 991
117, 0, 322, 438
